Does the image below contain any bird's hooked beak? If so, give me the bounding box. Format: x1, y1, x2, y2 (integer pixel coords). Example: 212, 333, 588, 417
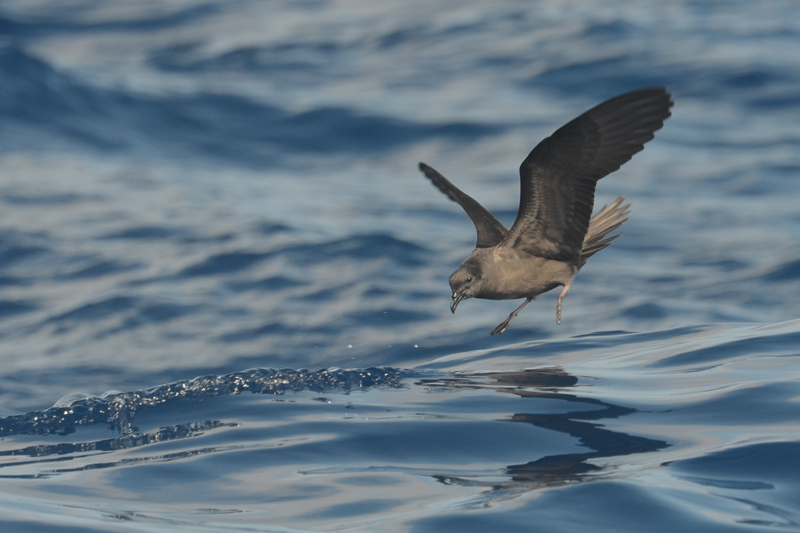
450, 291, 465, 313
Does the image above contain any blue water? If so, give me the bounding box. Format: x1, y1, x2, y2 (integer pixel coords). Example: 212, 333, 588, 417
1, 0, 800, 530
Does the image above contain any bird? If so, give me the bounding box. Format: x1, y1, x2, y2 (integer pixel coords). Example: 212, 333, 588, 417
419, 88, 673, 335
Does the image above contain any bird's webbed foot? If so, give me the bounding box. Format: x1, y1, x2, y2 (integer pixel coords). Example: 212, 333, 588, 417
491, 297, 532, 336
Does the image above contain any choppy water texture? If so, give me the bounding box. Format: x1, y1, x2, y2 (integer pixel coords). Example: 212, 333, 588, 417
1, 0, 800, 531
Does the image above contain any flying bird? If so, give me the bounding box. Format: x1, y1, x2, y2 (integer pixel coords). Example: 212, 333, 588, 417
419, 88, 673, 335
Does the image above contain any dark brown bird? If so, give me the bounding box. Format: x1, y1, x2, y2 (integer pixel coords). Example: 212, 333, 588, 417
419, 88, 673, 335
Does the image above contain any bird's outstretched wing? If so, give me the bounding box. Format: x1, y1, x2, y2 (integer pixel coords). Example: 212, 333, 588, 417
419, 162, 508, 248
500, 88, 673, 262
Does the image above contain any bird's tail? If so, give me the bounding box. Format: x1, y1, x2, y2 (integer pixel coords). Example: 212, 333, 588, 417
580, 197, 630, 267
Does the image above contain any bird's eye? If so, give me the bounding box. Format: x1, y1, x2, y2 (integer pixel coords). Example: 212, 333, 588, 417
466, 277, 472, 283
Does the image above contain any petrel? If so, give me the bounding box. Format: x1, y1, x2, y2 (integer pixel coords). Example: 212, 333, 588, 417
419, 88, 673, 335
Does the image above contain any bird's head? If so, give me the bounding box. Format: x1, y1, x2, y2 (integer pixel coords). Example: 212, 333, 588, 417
448, 263, 483, 313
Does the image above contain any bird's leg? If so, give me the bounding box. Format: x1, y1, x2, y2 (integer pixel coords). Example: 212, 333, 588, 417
491, 297, 533, 336
556, 284, 570, 325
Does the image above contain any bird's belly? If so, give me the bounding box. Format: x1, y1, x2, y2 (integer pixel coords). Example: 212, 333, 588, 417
480, 255, 576, 300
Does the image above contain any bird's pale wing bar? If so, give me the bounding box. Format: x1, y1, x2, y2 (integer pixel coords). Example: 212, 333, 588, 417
501, 88, 673, 262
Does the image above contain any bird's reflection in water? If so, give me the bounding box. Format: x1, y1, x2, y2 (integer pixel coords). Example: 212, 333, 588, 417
419, 368, 668, 489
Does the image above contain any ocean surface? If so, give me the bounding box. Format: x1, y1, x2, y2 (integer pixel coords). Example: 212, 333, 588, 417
1, 0, 800, 531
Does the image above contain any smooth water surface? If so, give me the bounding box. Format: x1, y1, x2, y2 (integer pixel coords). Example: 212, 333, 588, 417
1, 0, 800, 531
